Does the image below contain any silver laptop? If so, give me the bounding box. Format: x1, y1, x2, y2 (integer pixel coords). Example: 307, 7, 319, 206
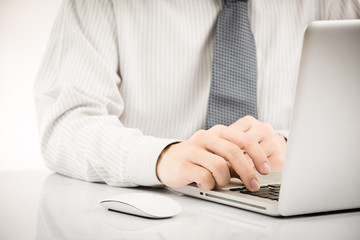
173, 20, 360, 216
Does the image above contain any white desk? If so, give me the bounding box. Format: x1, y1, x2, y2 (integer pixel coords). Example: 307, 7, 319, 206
1, 171, 359, 240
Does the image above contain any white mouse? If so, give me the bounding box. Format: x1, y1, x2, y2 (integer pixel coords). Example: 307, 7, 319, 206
100, 192, 182, 219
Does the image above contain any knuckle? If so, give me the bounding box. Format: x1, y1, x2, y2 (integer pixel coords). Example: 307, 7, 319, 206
213, 158, 228, 172
203, 181, 216, 190
246, 134, 257, 144
226, 144, 241, 158
210, 136, 222, 147
240, 138, 252, 149
217, 177, 230, 188
213, 124, 227, 131
199, 171, 213, 183
211, 159, 231, 188
209, 124, 227, 136
237, 134, 256, 149
243, 115, 255, 123
261, 122, 274, 132
194, 129, 207, 139
268, 137, 281, 149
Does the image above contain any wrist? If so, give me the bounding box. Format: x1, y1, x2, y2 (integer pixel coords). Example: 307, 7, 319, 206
156, 142, 181, 183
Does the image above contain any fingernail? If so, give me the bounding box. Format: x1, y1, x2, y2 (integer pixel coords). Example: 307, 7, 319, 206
250, 178, 260, 190
262, 162, 271, 173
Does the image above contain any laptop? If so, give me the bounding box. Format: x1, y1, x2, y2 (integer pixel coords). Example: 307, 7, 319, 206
173, 20, 360, 216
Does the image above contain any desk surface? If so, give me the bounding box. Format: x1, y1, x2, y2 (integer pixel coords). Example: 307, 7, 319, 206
1, 171, 359, 240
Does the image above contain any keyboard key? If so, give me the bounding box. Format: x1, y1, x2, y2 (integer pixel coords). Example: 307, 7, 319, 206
229, 187, 246, 191
235, 184, 281, 201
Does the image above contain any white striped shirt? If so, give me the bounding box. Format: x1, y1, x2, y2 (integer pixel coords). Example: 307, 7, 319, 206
34, 0, 360, 187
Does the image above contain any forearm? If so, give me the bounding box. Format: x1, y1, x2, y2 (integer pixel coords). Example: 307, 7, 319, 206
37, 95, 175, 187
34, 0, 178, 187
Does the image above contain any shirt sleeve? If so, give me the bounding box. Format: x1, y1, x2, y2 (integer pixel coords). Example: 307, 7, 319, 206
34, 0, 178, 187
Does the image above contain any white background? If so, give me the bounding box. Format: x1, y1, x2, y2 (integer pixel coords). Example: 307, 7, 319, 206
0, 0, 62, 170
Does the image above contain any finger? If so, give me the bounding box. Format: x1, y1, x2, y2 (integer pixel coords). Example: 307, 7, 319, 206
259, 138, 276, 157
230, 115, 260, 132
208, 125, 270, 175
182, 162, 216, 190
236, 134, 270, 174
227, 165, 259, 191
227, 162, 240, 178
245, 153, 255, 168
189, 149, 231, 187
196, 132, 260, 191
267, 155, 284, 171
229, 154, 255, 179
245, 122, 274, 143
253, 124, 286, 158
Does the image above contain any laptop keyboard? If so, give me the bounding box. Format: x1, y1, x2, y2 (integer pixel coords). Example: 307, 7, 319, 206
229, 184, 281, 201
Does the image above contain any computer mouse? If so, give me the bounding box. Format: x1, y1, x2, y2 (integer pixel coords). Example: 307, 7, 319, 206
100, 192, 182, 219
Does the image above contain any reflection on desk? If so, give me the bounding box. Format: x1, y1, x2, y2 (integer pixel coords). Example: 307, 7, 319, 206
35, 173, 360, 240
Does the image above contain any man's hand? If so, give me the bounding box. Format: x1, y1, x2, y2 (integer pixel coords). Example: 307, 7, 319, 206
229, 116, 286, 171
156, 116, 286, 191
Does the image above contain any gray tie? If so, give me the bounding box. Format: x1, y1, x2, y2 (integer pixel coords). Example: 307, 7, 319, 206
205, 0, 258, 129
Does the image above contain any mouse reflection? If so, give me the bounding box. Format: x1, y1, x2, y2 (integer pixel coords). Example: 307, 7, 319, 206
35, 174, 241, 240
35, 174, 184, 240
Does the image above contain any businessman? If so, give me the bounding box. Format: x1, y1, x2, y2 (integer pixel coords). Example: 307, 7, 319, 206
34, 0, 360, 191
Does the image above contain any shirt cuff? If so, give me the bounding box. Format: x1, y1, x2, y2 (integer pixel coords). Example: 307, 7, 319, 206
127, 136, 181, 186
